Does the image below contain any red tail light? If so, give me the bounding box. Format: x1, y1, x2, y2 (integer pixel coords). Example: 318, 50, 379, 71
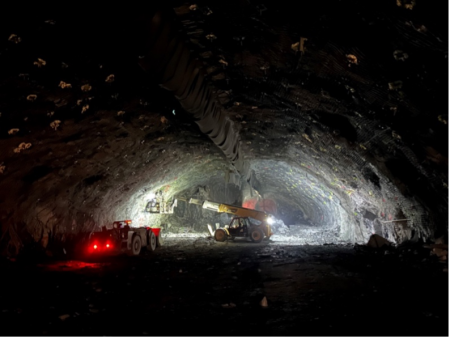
106, 244, 110, 248
93, 244, 98, 249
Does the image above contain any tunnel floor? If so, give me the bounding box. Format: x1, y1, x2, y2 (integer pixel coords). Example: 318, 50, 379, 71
0, 237, 447, 336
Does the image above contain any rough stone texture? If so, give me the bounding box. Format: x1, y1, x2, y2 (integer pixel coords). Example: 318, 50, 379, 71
0, 0, 447, 255
0, 239, 447, 336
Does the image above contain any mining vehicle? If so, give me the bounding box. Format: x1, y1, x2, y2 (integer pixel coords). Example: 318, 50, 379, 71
145, 190, 177, 214
188, 199, 274, 243
87, 220, 162, 256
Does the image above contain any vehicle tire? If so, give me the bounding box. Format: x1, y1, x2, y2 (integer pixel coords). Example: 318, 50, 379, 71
214, 229, 227, 242
147, 231, 157, 252
156, 231, 163, 247
129, 235, 142, 256
249, 227, 264, 243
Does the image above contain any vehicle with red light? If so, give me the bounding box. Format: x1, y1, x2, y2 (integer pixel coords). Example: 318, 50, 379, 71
88, 220, 163, 256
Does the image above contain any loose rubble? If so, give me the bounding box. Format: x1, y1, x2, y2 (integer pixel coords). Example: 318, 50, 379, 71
0, 237, 446, 336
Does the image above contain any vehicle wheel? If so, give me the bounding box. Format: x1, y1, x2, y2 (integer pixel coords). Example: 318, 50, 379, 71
249, 227, 264, 243
156, 231, 163, 247
214, 229, 227, 242
147, 231, 157, 252
129, 235, 142, 256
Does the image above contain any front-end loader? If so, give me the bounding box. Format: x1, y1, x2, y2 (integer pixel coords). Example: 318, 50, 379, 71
188, 199, 274, 243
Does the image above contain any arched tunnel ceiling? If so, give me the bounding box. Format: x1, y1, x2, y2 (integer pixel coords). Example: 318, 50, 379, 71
0, 0, 447, 255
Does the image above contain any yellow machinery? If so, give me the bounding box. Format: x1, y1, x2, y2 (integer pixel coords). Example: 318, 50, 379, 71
189, 198, 274, 243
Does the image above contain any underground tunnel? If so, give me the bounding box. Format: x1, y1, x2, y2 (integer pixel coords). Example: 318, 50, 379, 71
0, 0, 447, 336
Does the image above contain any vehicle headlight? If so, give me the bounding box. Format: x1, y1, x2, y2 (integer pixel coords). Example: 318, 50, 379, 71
267, 217, 274, 225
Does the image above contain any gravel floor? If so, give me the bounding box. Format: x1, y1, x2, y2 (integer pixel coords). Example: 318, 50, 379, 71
0, 237, 447, 336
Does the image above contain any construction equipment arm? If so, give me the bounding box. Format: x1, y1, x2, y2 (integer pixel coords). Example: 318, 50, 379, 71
189, 198, 269, 222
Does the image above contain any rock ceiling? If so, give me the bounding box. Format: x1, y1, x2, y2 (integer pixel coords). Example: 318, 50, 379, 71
0, 0, 447, 255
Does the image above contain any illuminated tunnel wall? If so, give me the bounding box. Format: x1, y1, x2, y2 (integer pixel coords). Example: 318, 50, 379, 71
117, 155, 427, 246
0, 1, 446, 255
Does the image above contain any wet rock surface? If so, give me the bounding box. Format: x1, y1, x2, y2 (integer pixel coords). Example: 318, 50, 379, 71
0, 237, 447, 336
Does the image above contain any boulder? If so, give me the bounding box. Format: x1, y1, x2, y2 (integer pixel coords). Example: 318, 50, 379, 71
367, 234, 391, 248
